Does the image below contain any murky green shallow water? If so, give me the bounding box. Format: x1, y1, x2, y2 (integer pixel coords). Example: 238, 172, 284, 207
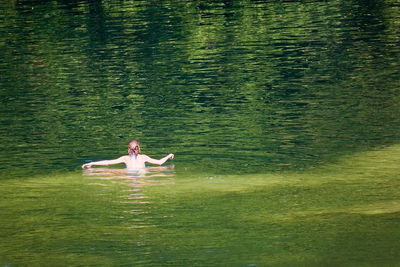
1, 0, 400, 266
1, 146, 399, 266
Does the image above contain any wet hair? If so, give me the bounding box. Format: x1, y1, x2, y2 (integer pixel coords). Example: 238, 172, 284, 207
128, 140, 141, 157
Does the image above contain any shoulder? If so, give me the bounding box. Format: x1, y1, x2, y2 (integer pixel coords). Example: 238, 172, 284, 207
118, 155, 130, 162
138, 154, 150, 160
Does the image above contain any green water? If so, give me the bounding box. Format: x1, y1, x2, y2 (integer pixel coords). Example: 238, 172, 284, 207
1, 146, 399, 265
1, 0, 399, 266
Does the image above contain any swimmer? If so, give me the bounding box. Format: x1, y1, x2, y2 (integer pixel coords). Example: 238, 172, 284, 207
82, 139, 174, 170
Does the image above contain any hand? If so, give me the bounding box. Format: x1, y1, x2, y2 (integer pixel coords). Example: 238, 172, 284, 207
82, 163, 93, 169
168, 153, 174, 159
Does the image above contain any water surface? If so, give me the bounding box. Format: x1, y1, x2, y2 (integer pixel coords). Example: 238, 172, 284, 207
0, 0, 399, 265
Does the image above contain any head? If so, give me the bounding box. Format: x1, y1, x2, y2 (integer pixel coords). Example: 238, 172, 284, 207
128, 139, 141, 156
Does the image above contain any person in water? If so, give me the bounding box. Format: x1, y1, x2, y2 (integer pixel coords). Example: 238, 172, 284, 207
81, 140, 174, 170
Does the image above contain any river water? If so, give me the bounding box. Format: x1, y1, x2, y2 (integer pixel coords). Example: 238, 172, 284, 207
1, 0, 399, 266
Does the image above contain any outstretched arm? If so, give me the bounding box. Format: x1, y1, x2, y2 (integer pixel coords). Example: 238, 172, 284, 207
144, 154, 174, 166
82, 156, 126, 169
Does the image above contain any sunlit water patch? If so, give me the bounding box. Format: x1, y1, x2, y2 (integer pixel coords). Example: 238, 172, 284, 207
2, 145, 398, 265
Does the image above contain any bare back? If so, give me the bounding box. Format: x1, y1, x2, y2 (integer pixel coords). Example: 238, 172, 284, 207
122, 154, 147, 170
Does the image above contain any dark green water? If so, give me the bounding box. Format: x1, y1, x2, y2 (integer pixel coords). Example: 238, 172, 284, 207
1, 0, 399, 266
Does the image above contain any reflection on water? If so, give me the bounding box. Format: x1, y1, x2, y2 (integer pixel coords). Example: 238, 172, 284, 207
83, 165, 175, 180
84, 166, 175, 195
0, 0, 399, 175
84, 165, 174, 219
